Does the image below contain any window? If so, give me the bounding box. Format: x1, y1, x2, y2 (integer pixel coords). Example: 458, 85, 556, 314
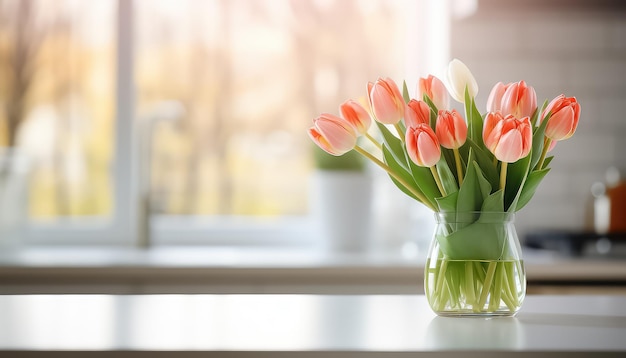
0, 0, 125, 244
1, 0, 448, 246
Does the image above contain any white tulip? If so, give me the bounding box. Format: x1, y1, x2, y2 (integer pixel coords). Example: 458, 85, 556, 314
446, 58, 479, 104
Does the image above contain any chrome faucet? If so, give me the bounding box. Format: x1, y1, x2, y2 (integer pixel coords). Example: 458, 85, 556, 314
137, 101, 185, 248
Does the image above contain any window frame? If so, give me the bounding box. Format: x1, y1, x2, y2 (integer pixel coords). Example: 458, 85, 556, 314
22, 0, 449, 248
24, 0, 137, 247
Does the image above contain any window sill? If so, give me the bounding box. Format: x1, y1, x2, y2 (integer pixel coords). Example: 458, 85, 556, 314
0, 245, 425, 294
0, 246, 625, 294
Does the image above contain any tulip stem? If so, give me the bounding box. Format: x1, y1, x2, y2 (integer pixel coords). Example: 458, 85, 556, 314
354, 145, 437, 211
394, 123, 406, 143
430, 166, 446, 197
500, 162, 508, 191
536, 137, 552, 170
453, 148, 464, 185
364, 132, 383, 151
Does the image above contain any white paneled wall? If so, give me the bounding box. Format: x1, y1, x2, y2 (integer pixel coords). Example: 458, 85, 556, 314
450, 1, 626, 238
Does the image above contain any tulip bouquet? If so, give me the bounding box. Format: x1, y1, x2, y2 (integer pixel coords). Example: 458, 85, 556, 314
308, 59, 580, 314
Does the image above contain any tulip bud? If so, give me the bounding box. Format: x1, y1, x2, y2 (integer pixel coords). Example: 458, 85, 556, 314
500, 80, 537, 119
308, 113, 357, 156
483, 112, 532, 163
367, 77, 405, 125
339, 99, 372, 135
404, 99, 431, 128
436, 109, 468, 149
405, 123, 441, 167
418, 75, 449, 111
446, 58, 478, 104
542, 95, 580, 141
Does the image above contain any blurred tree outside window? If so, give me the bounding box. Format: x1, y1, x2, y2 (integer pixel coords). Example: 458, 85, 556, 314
1, 0, 413, 242
136, 0, 408, 217
0, 0, 115, 220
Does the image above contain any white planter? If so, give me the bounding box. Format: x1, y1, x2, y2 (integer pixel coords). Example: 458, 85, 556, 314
0, 148, 30, 246
311, 170, 372, 252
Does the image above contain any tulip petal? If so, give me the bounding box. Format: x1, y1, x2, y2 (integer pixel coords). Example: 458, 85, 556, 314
495, 130, 523, 163
417, 132, 441, 167
446, 58, 478, 103
546, 107, 576, 140
309, 113, 357, 156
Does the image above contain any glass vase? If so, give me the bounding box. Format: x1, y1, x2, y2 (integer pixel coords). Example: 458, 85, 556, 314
424, 212, 526, 316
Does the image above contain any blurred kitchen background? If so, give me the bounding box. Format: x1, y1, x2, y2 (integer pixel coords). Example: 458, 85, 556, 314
0, 0, 626, 294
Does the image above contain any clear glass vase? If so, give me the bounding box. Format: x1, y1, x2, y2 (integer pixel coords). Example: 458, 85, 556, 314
424, 212, 526, 316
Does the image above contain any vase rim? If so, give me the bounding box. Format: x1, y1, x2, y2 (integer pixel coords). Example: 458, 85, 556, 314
434, 211, 515, 223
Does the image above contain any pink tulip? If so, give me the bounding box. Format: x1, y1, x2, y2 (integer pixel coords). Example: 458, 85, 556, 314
483, 112, 532, 163
405, 123, 441, 167
418, 75, 448, 111
435, 109, 467, 150
541, 95, 580, 141
500, 80, 537, 119
404, 99, 431, 128
368, 77, 405, 124
308, 113, 357, 156
339, 99, 372, 135
486, 82, 511, 113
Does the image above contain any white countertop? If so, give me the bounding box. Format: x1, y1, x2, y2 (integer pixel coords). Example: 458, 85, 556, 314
0, 294, 625, 356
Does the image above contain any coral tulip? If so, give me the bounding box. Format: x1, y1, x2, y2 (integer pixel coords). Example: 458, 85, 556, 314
500, 80, 537, 119
483, 112, 532, 163
405, 123, 441, 167
308, 113, 357, 156
368, 77, 405, 125
339, 99, 372, 135
418, 75, 449, 111
486, 82, 511, 113
542, 95, 580, 141
446, 58, 478, 104
436, 109, 467, 149
405, 99, 431, 128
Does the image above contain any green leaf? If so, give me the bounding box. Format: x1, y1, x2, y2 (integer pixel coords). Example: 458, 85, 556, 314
529, 107, 539, 129
471, 98, 484, 148
376, 122, 407, 170
422, 95, 439, 130
505, 153, 531, 211
515, 168, 550, 211
465, 138, 499, 190
407, 158, 440, 208
543, 156, 554, 168
531, 99, 549, 128
436, 191, 458, 212
436, 157, 459, 195
435, 219, 507, 260
397, 119, 407, 134
464, 87, 484, 148
435, 201, 511, 261
402, 81, 411, 104
441, 148, 457, 179
473, 161, 493, 199
481, 189, 504, 213
381, 145, 420, 202
456, 159, 492, 216
530, 112, 550, 171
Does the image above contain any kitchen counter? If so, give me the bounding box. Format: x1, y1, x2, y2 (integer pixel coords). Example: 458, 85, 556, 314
0, 294, 625, 356
0, 246, 625, 294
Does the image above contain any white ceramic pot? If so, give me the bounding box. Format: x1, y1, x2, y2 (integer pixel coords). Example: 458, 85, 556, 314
311, 170, 372, 252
